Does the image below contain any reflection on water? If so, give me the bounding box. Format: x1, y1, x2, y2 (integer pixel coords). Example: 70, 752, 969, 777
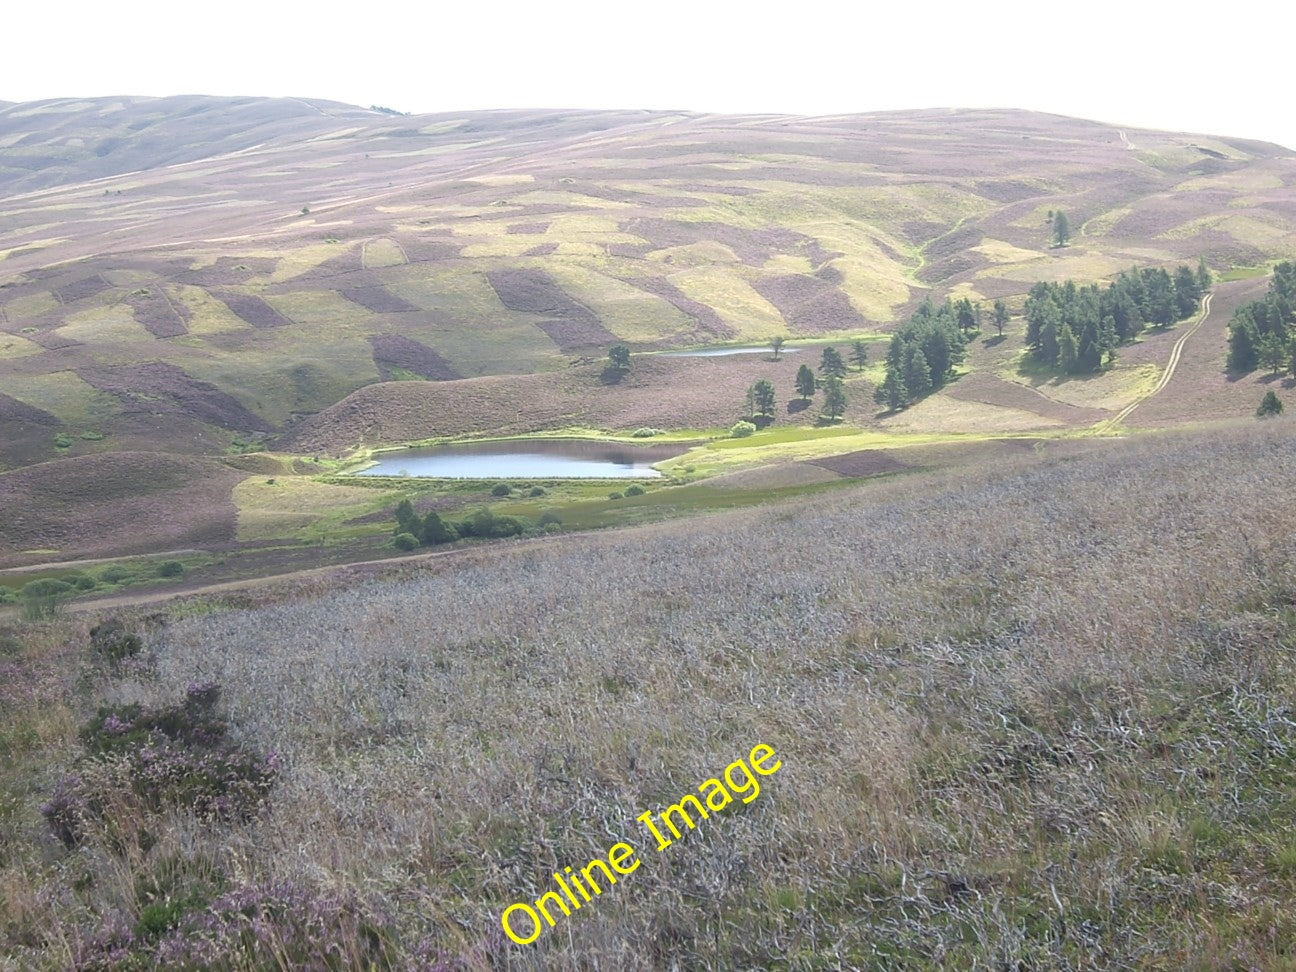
354, 438, 685, 479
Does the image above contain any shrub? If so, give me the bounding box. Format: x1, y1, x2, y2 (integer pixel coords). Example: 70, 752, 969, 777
625, 484, 646, 497
420, 512, 457, 546
1257, 390, 1284, 417
43, 683, 277, 848
91, 619, 143, 662
632, 427, 664, 438
393, 532, 419, 551
731, 420, 757, 438
101, 565, 135, 584
608, 491, 623, 500
491, 483, 512, 496
79, 430, 104, 441
538, 511, 563, 527
53, 433, 74, 449
456, 510, 523, 539
66, 572, 97, 591
529, 486, 546, 497
156, 560, 185, 579
19, 578, 73, 620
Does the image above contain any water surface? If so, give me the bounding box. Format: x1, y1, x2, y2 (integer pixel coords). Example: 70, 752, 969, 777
660, 346, 803, 358
355, 438, 684, 479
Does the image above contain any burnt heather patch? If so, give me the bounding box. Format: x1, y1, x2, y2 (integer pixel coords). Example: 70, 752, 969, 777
79, 361, 272, 432
750, 273, 869, 332
486, 268, 619, 351
368, 334, 461, 381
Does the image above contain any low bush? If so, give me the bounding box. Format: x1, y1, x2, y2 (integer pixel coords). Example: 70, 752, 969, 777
90, 618, 143, 662
100, 565, 134, 584
625, 484, 646, 497
43, 683, 276, 848
538, 511, 563, 527
393, 532, 419, 551
631, 427, 664, 437
156, 561, 185, 579
490, 482, 512, 497
456, 510, 523, 539
19, 578, 73, 620
730, 420, 757, 438
529, 486, 546, 497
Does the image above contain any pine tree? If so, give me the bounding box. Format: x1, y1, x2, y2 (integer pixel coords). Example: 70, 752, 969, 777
795, 364, 816, 400
818, 346, 846, 378
1196, 257, 1212, 294
874, 371, 908, 411
1052, 210, 1071, 247
751, 379, 777, 418
395, 499, 419, 536
903, 347, 932, 399
849, 339, 869, 371
1257, 390, 1284, 417
1259, 333, 1288, 375
1058, 323, 1079, 374
821, 376, 847, 421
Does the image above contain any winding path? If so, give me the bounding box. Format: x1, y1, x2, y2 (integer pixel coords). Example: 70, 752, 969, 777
1103, 291, 1213, 429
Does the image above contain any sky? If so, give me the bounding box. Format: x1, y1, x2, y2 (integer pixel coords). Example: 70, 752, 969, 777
4, 1, 1293, 150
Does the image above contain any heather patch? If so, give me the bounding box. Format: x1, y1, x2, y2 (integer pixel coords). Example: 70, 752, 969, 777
750, 273, 868, 332
369, 334, 461, 380
339, 282, 420, 314
55, 275, 110, 303
209, 289, 293, 329
127, 291, 189, 338
485, 268, 618, 351
78, 362, 272, 432
43, 681, 275, 849
624, 276, 734, 339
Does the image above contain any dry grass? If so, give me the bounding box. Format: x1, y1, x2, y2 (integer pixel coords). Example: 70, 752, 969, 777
5, 422, 1296, 967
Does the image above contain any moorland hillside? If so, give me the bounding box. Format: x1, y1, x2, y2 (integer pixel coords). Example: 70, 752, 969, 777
3, 98, 1295, 577
4, 420, 1296, 968
2, 98, 1294, 469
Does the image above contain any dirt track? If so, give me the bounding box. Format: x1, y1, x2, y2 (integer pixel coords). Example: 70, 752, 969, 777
1105, 291, 1214, 429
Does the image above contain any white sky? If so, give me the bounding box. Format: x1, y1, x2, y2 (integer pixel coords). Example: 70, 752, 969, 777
4, 1, 1293, 151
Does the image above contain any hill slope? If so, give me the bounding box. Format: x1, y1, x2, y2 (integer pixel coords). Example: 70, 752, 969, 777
2, 99, 1294, 469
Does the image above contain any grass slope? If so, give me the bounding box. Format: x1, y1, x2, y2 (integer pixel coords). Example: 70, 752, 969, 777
5, 421, 1296, 967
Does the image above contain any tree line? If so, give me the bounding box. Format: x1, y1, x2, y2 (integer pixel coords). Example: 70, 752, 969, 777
1025, 260, 1210, 374
1226, 262, 1296, 374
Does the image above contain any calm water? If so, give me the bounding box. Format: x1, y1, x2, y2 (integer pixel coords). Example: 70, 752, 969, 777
355, 439, 684, 479
660, 346, 803, 357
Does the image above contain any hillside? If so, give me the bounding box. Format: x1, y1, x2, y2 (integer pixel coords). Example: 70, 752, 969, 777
5, 421, 1296, 967
2, 99, 1294, 465
3, 98, 1296, 574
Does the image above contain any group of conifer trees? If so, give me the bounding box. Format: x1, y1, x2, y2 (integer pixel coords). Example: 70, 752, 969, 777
872, 299, 971, 411
1025, 261, 1210, 374
1226, 262, 1296, 374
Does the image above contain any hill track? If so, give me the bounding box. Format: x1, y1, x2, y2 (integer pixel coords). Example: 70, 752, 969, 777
1103, 291, 1213, 430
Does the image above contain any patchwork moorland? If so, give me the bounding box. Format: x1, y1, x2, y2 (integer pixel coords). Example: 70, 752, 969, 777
4, 96, 1296, 968
2, 97, 1295, 583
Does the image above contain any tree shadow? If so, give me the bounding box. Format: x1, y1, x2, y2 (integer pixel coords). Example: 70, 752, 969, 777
981, 334, 1007, 348
786, 399, 810, 414
599, 367, 628, 385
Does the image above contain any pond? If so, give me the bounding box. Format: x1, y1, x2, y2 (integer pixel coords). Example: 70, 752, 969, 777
660, 346, 803, 357
354, 438, 686, 479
